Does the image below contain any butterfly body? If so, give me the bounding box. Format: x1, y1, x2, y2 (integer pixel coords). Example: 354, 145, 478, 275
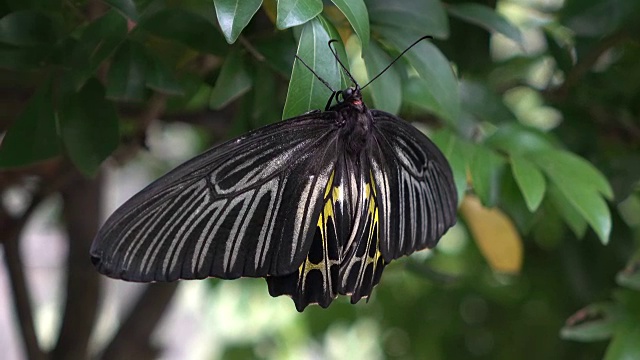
91, 85, 457, 311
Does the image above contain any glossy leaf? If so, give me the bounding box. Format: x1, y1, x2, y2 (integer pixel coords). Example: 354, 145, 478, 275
0, 83, 60, 167
139, 9, 227, 55
0, 44, 51, 70
103, 0, 139, 21
375, 26, 460, 123
214, 0, 263, 43
145, 55, 184, 95
282, 17, 342, 118
460, 80, 516, 124
447, 3, 523, 46
547, 183, 588, 239
461, 195, 523, 274
330, 0, 370, 50
430, 128, 470, 206
106, 41, 148, 101
210, 50, 253, 109
532, 150, 613, 200
367, 0, 448, 39
276, 0, 322, 29
470, 145, 504, 207
403, 77, 448, 122
531, 150, 612, 244
0, 10, 55, 46
59, 79, 120, 176
511, 155, 546, 212
604, 318, 640, 360
616, 259, 640, 291
254, 31, 297, 77
316, 15, 349, 87
362, 39, 400, 114
485, 123, 557, 155
560, 303, 616, 342
65, 10, 128, 91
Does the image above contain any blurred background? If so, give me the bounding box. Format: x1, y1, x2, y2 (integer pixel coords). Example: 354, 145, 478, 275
1, 0, 639, 359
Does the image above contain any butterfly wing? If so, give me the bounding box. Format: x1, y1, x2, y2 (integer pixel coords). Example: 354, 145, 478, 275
266, 150, 385, 310
369, 110, 458, 261
91, 112, 340, 282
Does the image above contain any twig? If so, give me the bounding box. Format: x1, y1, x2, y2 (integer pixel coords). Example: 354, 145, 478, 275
238, 35, 265, 62
548, 30, 629, 101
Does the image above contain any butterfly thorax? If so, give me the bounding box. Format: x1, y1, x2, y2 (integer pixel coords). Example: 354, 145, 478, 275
331, 87, 372, 155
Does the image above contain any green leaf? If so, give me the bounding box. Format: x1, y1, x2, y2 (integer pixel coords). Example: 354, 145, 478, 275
533, 150, 613, 200
106, 41, 148, 101
330, 0, 370, 51
0, 82, 60, 167
103, 0, 139, 21
362, 40, 400, 114
145, 55, 184, 95
316, 15, 349, 87
0, 10, 55, 46
534, 150, 612, 243
0, 44, 50, 70
375, 26, 459, 123
616, 259, 640, 291
485, 123, 557, 155
282, 17, 342, 118
447, 3, 523, 46
251, 65, 280, 127
431, 129, 470, 207
460, 80, 516, 124
470, 145, 505, 207
367, 0, 448, 39
210, 49, 253, 109
276, 0, 323, 29
139, 8, 227, 55
560, 303, 616, 342
65, 10, 128, 91
254, 32, 297, 77
547, 183, 588, 238
543, 27, 574, 75
59, 79, 120, 176
604, 319, 640, 360
214, 0, 263, 44
511, 155, 546, 212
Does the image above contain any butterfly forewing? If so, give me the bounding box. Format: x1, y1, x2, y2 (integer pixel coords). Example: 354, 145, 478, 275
91, 113, 340, 282
369, 110, 458, 261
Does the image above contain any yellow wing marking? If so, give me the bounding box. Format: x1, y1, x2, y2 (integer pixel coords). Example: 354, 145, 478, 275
297, 170, 342, 285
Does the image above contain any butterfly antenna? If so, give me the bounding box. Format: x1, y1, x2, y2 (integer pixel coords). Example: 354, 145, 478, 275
328, 39, 359, 87
294, 55, 336, 92
361, 35, 434, 90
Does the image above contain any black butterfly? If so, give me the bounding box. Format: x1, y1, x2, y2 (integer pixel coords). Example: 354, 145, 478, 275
90, 36, 458, 311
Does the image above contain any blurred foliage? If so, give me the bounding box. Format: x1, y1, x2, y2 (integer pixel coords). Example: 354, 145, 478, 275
0, 0, 639, 359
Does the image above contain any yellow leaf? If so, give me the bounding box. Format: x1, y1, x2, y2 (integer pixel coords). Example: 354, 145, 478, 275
461, 195, 523, 274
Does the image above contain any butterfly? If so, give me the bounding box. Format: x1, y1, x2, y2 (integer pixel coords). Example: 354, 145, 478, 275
90, 36, 458, 311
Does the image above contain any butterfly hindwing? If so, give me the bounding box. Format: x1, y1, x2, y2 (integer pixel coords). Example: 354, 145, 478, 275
267, 151, 386, 311
91, 112, 340, 282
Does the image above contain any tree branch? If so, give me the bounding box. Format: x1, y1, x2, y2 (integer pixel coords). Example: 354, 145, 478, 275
548, 30, 629, 101
1, 160, 76, 360
99, 283, 179, 360
52, 172, 103, 360
2, 202, 47, 360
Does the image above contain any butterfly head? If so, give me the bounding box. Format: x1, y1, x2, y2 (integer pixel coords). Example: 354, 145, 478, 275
336, 86, 363, 109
